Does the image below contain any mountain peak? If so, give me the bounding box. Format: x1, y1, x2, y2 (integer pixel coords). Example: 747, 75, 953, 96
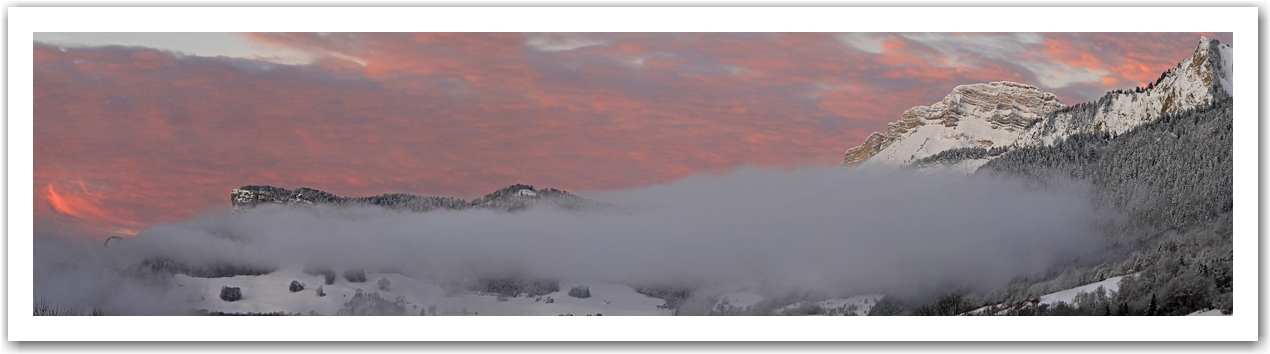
843, 36, 1232, 170
1196, 36, 1219, 51
842, 80, 1063, 167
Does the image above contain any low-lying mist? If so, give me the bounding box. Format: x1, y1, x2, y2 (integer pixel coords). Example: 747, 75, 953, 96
34, 166, 1115, 315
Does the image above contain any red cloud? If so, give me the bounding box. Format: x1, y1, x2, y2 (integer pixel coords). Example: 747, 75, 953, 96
33, 33, 1230, 238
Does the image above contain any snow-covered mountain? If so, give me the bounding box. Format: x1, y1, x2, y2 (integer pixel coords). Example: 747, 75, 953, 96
1022, 36, 1232, 146
843, 37, 1233, 170
843, 81, 1063, 169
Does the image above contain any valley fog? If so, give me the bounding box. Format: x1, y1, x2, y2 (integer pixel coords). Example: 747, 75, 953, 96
34, 166, 1111, 315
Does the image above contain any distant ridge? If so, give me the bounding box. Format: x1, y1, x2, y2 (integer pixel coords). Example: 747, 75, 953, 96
230, 183, 602, 213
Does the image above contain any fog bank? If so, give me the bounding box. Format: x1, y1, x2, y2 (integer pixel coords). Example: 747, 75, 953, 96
34, 166, 1111, 314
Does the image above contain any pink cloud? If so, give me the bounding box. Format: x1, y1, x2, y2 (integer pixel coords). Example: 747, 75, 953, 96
33, 33, 1230, 238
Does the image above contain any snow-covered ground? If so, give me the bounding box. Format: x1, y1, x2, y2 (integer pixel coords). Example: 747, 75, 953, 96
1187, 309, 1226, 316
1037, 275, 1127, 306
173, 267, 672, 316
964, 274, 1133, 315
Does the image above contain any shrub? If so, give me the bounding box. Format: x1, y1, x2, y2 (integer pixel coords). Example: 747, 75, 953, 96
867, 295, 907, 316
33, 297, 76, 316
289, 280, 305, 293
336, 290, 409, 316
343, 268, 367, 283
378, 277, 391, 292
568, 285, 591, 298
316, 285, 326, 297
911, 292, 974, 316
471, 276, 559, 297
220, 286, 243, 302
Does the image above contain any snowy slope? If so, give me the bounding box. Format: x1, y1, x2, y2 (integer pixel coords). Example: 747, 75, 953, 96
173, 267, 672, 316
1038, 275, 1126, 306
1188, 309, 1226, 316
843, 37, 1232, 170
965, 275, 1132, 315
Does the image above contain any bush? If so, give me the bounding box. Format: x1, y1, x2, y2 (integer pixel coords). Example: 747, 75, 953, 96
220, 286, 243, 302
911, 292, 974, 316
378, 277, 391, 292
867, 295, 907, 316
33, 297, 76, 316
289, 280, 305, 293
336, 289, 409, 316
471, 276, 559, 297
568, 285, 591, 298
316, 285, 326, 297
343, 268, 367, 283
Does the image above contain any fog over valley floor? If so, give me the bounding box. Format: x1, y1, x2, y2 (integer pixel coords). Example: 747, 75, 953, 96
34, 167, 1111, 315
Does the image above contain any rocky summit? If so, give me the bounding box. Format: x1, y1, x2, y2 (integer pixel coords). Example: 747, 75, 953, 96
842, 81, 1064, 167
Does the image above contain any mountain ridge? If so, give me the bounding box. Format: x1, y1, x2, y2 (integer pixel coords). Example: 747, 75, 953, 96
230, 183, 600, 213
843, 37, 1232, 170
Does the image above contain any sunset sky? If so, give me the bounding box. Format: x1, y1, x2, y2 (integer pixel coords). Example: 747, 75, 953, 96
33, 32, 1232, 239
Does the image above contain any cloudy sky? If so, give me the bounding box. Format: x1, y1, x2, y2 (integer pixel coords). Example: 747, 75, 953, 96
33, 32, 1231, 239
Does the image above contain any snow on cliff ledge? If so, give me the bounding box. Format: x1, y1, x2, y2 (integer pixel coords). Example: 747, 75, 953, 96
843, 81, 1063, 168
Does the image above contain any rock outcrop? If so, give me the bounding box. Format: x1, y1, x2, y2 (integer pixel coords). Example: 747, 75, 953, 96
842, 81, 1063, 167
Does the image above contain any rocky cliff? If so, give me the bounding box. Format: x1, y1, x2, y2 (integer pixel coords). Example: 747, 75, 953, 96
843, 81, 1064, 167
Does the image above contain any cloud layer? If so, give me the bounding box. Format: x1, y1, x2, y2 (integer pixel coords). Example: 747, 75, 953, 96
33, 32, 1229, 238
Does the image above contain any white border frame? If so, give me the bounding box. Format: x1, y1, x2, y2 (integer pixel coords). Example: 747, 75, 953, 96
8, 6, 1259, 341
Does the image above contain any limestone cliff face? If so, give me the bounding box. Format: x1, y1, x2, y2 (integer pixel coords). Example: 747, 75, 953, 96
842, 81, 1063, 167
842, 37, 1233, 169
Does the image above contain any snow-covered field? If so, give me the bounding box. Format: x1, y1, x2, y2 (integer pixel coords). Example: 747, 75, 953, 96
174, 267, 672, 316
